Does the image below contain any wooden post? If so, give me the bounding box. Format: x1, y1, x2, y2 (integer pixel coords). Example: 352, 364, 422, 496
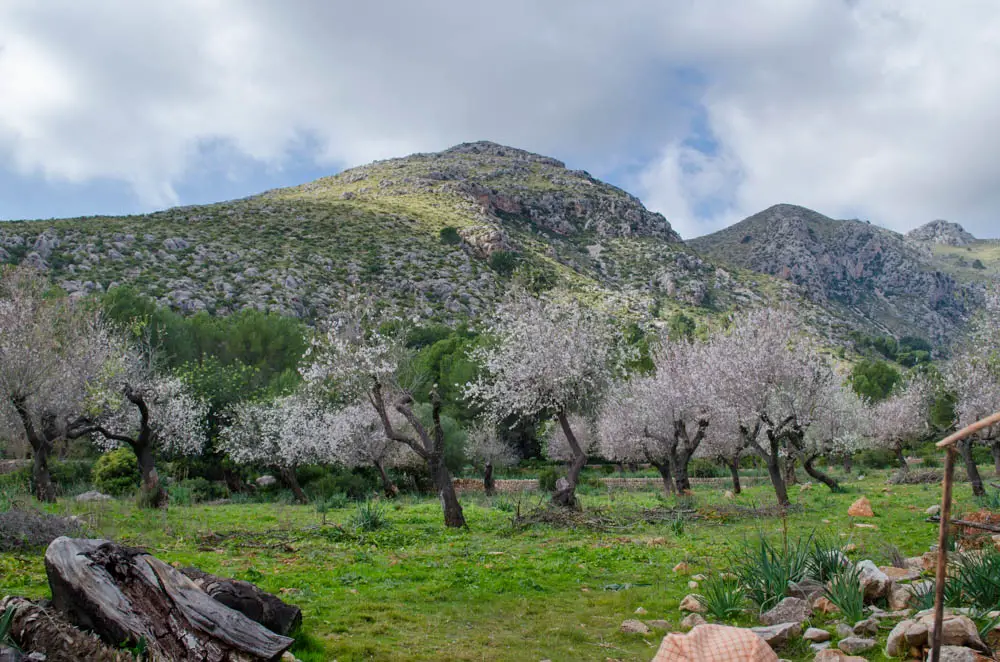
930, 410, 1000, 662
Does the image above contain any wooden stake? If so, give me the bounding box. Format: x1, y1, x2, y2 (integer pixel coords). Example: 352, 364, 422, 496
930, 446, 956, 662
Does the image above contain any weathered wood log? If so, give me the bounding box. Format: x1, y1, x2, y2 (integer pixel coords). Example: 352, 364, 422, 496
926, 515, 1000, 533
179, 567, 302, 636
0, 596, 134, 662
44, 537, 293, 661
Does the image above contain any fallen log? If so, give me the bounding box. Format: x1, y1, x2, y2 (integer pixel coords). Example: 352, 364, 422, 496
179, 567, 302, 636
0, 596, 134, 662
44, 537, 293, 661
926, 515, 1000, 533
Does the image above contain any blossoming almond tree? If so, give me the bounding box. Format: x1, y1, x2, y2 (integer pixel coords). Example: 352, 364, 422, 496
466, 293, 628, 508
794, 383, 872, 491
708, 308, 833, 507
465, 423, 518, 496
303, 300, 467, 527
219, 393, 332, 503
331, 401, 418, 498
68, 348, 208, 507
0, 267, 118, 501
869, 374, 933, 472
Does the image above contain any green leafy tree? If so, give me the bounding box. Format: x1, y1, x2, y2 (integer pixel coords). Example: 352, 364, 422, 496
849, 359, 901, 402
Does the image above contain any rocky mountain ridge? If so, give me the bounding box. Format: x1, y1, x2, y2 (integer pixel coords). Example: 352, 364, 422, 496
905, 220, 977, 246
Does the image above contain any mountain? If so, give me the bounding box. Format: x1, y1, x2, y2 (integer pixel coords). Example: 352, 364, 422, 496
906, 220, 976, 246
688, 204, 982, 341
0, 142, 796, 329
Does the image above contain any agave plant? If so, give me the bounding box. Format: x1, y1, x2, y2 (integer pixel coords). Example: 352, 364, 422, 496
695, 575, 746, 621
823, 565, 865, 623
731, 533, 812, 611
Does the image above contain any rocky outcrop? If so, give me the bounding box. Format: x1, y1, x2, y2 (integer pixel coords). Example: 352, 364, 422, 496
906, 220, 977, 246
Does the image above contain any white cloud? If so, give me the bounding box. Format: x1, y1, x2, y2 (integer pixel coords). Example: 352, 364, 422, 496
1, 1, 999, 237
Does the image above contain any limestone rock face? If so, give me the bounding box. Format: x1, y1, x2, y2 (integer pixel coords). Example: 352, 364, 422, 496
906, 220, 976, 246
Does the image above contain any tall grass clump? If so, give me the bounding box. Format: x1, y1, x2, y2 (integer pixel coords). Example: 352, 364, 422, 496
731, 533, 812, 611
806, 537, 848, 582
823, 564, 865, 623
696, 575, 746, 621
950, 548, 1000, 610
350, 499, 389, 532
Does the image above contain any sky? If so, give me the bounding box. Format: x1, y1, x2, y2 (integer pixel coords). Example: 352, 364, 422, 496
1, 1, 999, 239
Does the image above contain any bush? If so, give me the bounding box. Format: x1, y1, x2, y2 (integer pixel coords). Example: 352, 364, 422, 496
439, 227, 462, 245
601, 464, 616, 475
488, 251, 519, 276
824, 564, 865, 623
177, 477, 228, 503
0, 509, 83, 552
92, 449, 140, 496
731, 533, 812, 611
856, 448, 897, 470
806, 538, 849, 582
537, 467, 560, 492
950, 548, 1000, 610
51, 460, 95, 488
689, 459, 725, 478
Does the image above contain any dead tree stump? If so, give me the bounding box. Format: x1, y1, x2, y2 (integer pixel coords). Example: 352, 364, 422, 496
44, 537, 293, 661
0, 596, 133, 662
179, 567, 302, 636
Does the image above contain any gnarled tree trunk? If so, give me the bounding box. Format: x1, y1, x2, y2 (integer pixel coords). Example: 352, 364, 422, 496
783, 455, 798, 486
895, 444, 909, 471
373, 459, 399, 499
958, 438, 986, 497
551, 410, 586, 509
10, 396, 57, 502
0, 596, 134, 662
649, 457, 675, 496
483, 462, 495, 497
727, 457, 742, 494
279, 467, 308, 504
429, 454, 465, 527
842, 453, 853, 474
802, 454, 840, 491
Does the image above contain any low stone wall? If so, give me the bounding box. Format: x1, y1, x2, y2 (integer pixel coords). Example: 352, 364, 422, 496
452, 475, 768, 494
0, 459, 30, 475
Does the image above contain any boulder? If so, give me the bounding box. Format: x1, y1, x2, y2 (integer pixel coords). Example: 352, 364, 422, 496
856, 560, 891, 600
647, 619, 672, 630
886, 619, 928, 657
255, 475, 278, 488
837, 637, 875, 654
852, 618, 878, 636
678, 594, 705, 613
673, 562, 691, 574
619, 619, 650, 634
936, 646, 994, 662
680, 613, 707, 630
803, 627, 831, 642
814, 651, 867, 662
74, 491, 112, 502
926, 504, 942, 516
880, 566, 921, 582
888, 585, 912, 611
836, 623, 855, 638
812, 596, 838, 614
760, 597, 811, 626
847, 497, 874, 517
751, 622, 801, 648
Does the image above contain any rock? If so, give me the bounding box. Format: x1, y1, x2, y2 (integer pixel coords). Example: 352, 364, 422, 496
281, 653, 302, 662
842, 543, 857, 553
836, 623, 855, 638
889, 586, 912, 611
880, 566, 920, 582
813, 596, 839, 614
646, 619, 671, 630
847, 497, 874, 517
856, 560, 891, 600
886, 619, 929, 657
853, 618, 878, 636
691, 574, 706, 581
687, 580, 699, 590
760, 597, 811, 626
673, 562, 691, 574
804, 627, 831, 642
751, 622, 802, 648
162, 237, 189, 251
679, 594, 705, 613
680, 613, 707, 630
937, 615, 986, 649
74, 490, 112, 502
723, 490, 735, 499
814, 651, 866, 662
809, 641, 831, 653
926, 504, 942, 516
837, 637, 875, 654
936, 646, 994, 662
619, 619, 650, 634
634, 606, 647, 615
255, 475, 278, 488
788, 578, 826, 603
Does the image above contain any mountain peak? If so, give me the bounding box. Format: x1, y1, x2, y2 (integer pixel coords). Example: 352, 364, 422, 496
906, 220, 976, 246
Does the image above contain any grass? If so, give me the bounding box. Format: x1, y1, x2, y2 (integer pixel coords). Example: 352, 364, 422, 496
0, 469, 991, 661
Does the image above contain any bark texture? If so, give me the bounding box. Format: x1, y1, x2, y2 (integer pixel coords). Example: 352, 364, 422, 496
44, 537, 293, 661
0, 596, 133, 662
179, 567, 302, 636
551, 410, 586, 509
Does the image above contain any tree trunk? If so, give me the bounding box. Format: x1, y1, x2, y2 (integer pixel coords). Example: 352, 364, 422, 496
765, 453, 790, 507
44, 538, 293, 661
0, 596, 135, 662
279, 467, 308, 504
727, 457, 742, 494
895, 444, 909, 471
958, 439, 986, 497
650, 459, 675, 496
783, 455, 798, 486
373, 460, 399, 499
803, 454, 840, 491
483, 462, 495, 497
10, 397, 56, 502
842, 453, 853, 474
673, 454, 692, 493
134, 442, 166, 508
428, 456, 465, 527
551, 411, 586, 509
992, 440, 1000, 477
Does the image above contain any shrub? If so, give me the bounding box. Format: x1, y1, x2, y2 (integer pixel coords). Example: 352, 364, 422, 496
177, 477, 228, 503
488, 251, 519, 276
856, 448, 897, 470
92, 448, 140, 496
537, 467, 560, 492
689, 459, 725, 478
696, 575, 746, 621
823, 564, 865, 623
0, 509, 83, 552
350, 500, 389, 532
601, 464, 616, 475
439, 227, 461, 245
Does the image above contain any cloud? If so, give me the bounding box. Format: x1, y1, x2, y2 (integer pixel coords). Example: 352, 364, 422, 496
1, 1, 999, 237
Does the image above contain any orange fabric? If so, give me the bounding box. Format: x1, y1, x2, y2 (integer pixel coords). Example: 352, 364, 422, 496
652, 624, 779, 662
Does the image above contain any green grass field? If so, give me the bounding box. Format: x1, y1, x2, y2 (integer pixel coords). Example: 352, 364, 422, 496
1, 469, 993, 661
